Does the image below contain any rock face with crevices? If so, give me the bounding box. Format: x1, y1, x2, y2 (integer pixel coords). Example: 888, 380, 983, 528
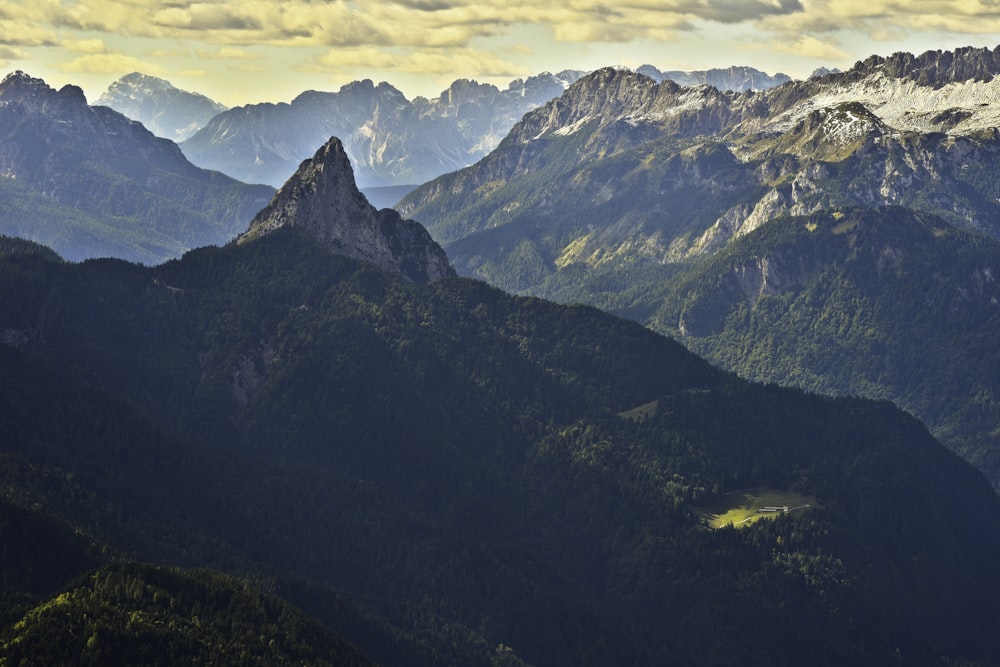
240, 137, 454, 283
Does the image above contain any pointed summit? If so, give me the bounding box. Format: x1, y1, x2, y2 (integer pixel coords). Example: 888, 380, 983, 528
0, 71, 47, 93
240, 137, 454, 283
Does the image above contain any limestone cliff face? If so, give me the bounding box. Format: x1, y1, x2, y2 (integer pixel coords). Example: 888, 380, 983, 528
240, 137, 455, 283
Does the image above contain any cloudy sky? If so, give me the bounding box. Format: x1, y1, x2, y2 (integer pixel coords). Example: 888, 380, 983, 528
3, 0, 1000, 106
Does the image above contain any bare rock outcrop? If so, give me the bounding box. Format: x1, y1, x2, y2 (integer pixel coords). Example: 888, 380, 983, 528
240, 137, 454, 283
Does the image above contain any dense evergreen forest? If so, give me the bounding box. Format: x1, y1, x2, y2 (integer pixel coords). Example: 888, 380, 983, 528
649, 207, 1000, 483
2, 230, 1000, 665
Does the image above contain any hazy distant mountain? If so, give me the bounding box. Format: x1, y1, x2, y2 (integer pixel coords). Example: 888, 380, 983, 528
0, 71, 273, 264
178, 65, 785, 193
637, 64, 791, 91
809, 66, 842, 79
97, 72, 227, 142
179, 70, 585, 189
400, 45, 1000, 486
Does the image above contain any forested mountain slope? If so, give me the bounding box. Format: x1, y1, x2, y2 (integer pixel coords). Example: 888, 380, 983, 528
0, 561, 377, 667
647, 206, 1000, 484
1, 224, 999, 665
399, 46, 1000, 487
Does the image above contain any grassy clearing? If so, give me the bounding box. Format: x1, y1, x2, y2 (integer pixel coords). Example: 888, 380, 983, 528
618, 400, 659, 422
832, 218, 860, 234
696, 488, 816, 529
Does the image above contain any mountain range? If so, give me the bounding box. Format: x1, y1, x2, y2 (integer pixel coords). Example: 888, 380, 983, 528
637, 64, 792, 91
166, 65, 790, 193
0, 62, 795, 268
400, 45, 1000, 487
0, 71, 273, 264
2, 145, 1000, 665
177, 71, 586, 190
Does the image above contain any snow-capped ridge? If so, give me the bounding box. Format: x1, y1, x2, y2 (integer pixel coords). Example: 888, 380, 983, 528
97, 72, 227, 142
765, 69, 1000, 138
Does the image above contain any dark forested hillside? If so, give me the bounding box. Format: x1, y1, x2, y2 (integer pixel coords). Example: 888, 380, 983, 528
2, 229, 1000, 665
0, 563, 376, 667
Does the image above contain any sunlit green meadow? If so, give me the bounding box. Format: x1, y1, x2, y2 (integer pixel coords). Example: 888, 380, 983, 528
697, 488, 816, 529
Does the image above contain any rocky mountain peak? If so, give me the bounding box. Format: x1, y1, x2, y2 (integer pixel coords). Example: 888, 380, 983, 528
0, 71, 48, 94
240, 137, 454, 283
524, 68, 661, 132
96, 72, 227, 142
510, 67, 750, 148
107, 72, 176, 94
831, 45, 1000, 88
771, 101, 887, 159
640, 64, 792, 91
58, 84, 87, 106
0, 71, 84, 107
506, 70, 585, 100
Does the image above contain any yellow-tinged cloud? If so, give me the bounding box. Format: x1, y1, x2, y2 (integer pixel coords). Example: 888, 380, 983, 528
2, 0, 990, 61
315, 45, 529, 77
196, 47, 260, 60
0, 18, 58, 47
1, 0, 801, 49
0, 45, 27, 61
404, 48, 531, 76
63, 38, 107, 54
316, 47, 400, 70
9, 0, 1000, 50
6, 0, 1000, 105
771, 34, 850, 60
759, 0, 1000, 37
55, 52, 167, 76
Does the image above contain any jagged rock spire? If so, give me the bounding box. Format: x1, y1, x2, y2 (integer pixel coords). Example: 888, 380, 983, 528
240, 137, 454, 283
